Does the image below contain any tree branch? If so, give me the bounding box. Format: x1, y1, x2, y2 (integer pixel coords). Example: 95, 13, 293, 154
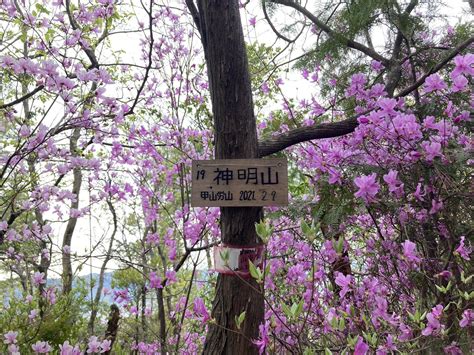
126, 0, 154, 116
270, 0, 389, 65
0, 85, 44, 109
396, 35, 474, 97
185, 0, 203, 39
65, 0, 99, 69
262, 1, 294, 43
385, 0, 419, 96
258, 35, 473, 157
258, 116, 358, 157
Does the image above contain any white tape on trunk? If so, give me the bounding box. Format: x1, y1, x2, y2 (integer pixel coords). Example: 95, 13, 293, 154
213, 245, 264, 276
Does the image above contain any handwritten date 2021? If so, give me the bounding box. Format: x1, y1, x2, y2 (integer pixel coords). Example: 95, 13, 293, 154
239, 190, 276, 201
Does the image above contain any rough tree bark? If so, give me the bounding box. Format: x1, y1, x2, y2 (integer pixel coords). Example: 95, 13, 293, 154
190, 1, 264, 354
102, 304, 120, 355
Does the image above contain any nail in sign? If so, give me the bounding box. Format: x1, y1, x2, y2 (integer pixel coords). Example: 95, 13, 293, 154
191, 158, 288, 207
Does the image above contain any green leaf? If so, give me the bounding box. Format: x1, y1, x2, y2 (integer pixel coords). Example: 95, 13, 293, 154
235, 311, 246, 330
295, 299, 304, 317
282, 303, 292, 319
248, 260, 260, 281
338, 317, 346, 331
255, 222, 266, 238
291, 302, 298, 316
461, 272, 473, 284
301, 220, 311, 235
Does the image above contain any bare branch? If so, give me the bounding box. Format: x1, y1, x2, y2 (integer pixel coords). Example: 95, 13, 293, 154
386, 0, 419, 96
0, 85, 44, 109
270, 0, 389, 65
262, 1, 294, 43
258, 116, 358, 157
126, 0, 154, 116
185, 0, 203, 38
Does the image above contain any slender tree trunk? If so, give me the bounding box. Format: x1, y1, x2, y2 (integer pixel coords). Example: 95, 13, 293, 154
88, 199, 118, 333
62, 127, 83, 294
22, 34, 52, 315
156, 287, 167, 354
197, 1, 264, 353
103, 304, 120, 355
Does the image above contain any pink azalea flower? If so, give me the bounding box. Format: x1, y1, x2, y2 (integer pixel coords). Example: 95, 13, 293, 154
451, 75, 468, 93
3, 331, 18, 345
87, 336, 101, 353
429, 199, 443, 214
101, 339, 111, 353
60, 341, 81, 355
165, 270, 177, 283
43, 287, 56, 305
149, 271, 163, 289
378, 98, 397, 116
424, 74, 447, 93
451, 54, 474, 78
249, 16, 256, 27
19, 125, 31, 138
398, 323, 413, 341
422, 304, 443, 336
413, 182, 425, 201
113, 289, 130, 305
371, 60, 384, 72
32, 271, 46, 286
422, 141, 442, 162
354, 336, 369, 355
402, 240, 420, 263
444, 343, 463, 355
459, 309, 473, 328
377, 334, 397, 354
32, 340, 52, 353
435, 270, 452, 279
8, 344, 20, 355
383, 169, 404, 196
260, 82, 270, 95
455, 236, 471, 261
354, 173, 379, 203
29, 309, 39, 321
335, 272, 352, 297
346, 73, 367, 97
193, 297, 210, 322
129, 305, 138, 315
301, 68, 309, 79
252, 322, 269, 355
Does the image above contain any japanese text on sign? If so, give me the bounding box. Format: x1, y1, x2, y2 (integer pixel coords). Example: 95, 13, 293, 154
191, 158, 288, 207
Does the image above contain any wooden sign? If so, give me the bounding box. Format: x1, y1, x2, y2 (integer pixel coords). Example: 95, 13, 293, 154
191, 158, 288, 207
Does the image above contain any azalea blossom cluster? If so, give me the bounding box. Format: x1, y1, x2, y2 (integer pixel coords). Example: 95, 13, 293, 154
249, 52, 473, 353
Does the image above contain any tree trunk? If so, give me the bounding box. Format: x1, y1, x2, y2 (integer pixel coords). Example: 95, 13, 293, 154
62, 127, 83, 295
103, 304, 120, 355
197, 1, 264, 354
88, 199, 118, 334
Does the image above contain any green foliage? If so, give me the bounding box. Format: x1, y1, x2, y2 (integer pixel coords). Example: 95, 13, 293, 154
0, 279, 90, 352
